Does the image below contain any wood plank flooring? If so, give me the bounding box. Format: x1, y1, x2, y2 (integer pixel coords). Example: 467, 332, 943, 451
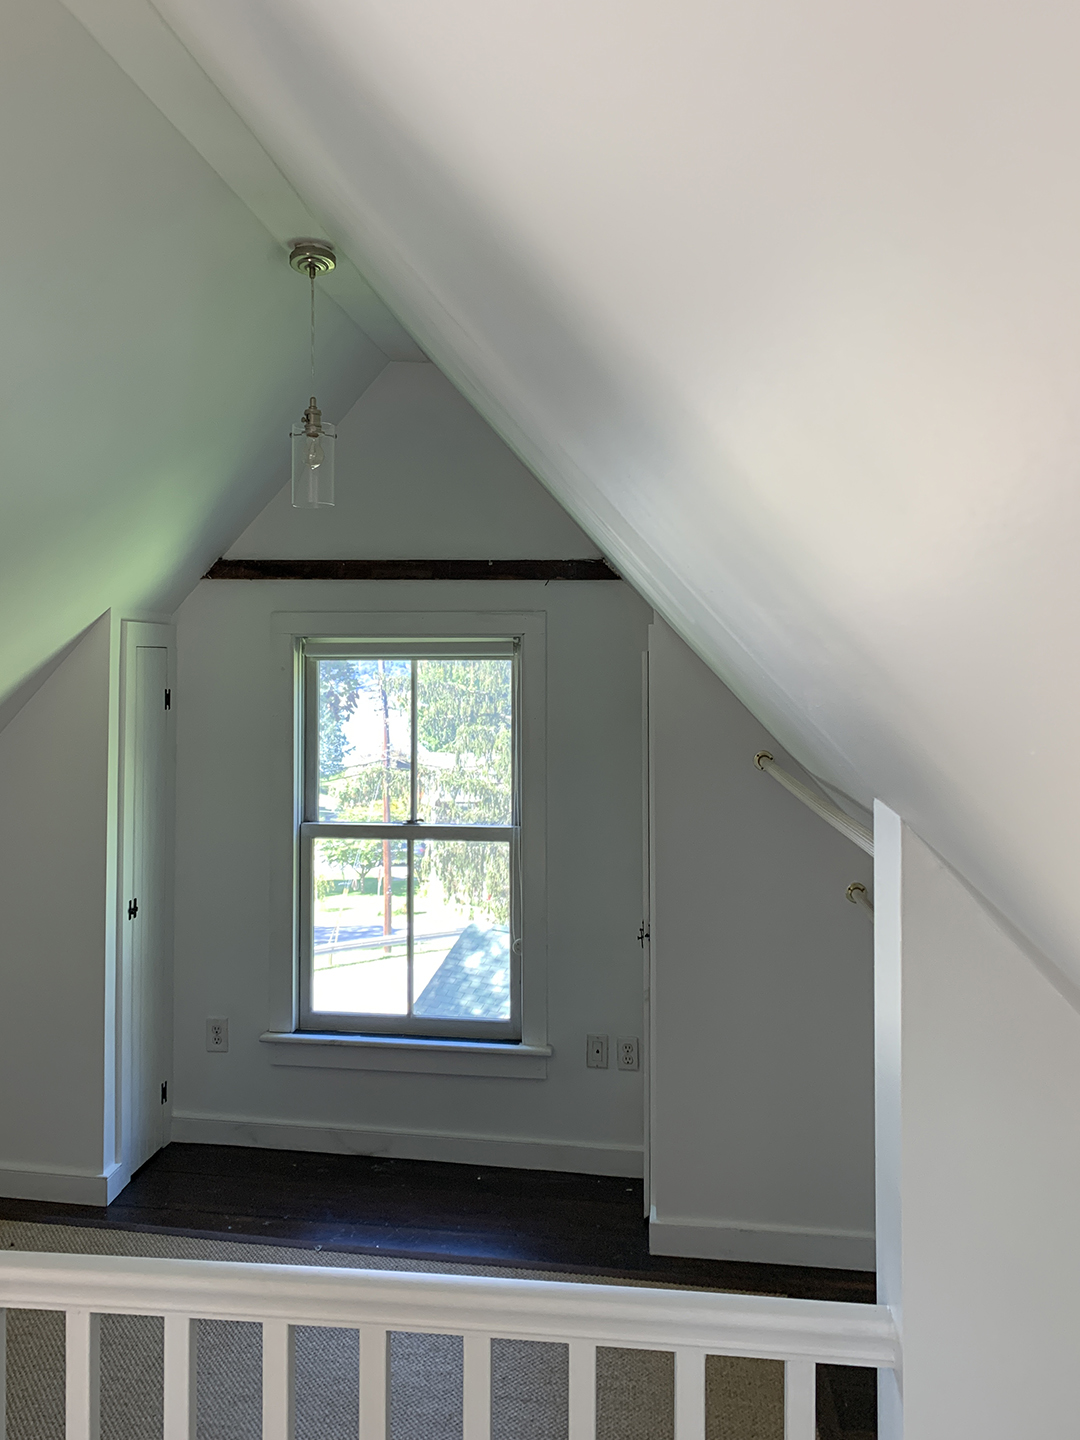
0, 1143, 879, 1436
0, 1142, 874, 1303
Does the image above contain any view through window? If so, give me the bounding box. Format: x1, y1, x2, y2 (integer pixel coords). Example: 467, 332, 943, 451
299, 640, 519, 1038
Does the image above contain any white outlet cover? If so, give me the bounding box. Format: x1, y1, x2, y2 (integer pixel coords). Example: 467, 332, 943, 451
586, 1033, 609, 1069
617, 1036, 640, 1071
206, 1017, 229, 1052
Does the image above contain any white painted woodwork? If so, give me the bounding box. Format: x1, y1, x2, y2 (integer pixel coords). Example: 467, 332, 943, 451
783, 1359, 816, 1440
0, 1250, 898, 1363
0, 1252, 895, 1440
461, 1333, 491, 1440
125, 641, 171, 1173
65, 1309, 100, 1440
640, 648, 652, 1220
673, 1348, 705, 1440
647, 619, 874, 1266
166, 1116, 637, 1177
566, 1340, 596, 1440
162, 1314, 197, 1440
358, 1325, 387, 1440
754, 756, 873, 855
261, 1320, 294, 1440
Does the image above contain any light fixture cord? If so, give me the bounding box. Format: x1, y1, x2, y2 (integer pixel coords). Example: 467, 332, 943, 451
309, 265, 316, 397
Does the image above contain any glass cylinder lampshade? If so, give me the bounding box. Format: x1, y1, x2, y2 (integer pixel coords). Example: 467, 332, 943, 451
291, 397, 336, 507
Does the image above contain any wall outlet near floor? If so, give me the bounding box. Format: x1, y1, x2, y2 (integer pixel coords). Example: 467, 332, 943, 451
206, 1017, 229, 1052
617, 1036, 640, 1071
586, 1033, 609, 1069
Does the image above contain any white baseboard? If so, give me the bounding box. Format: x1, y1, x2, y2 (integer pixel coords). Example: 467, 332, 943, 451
649, 1208, 875, 1270
0, 1160, 126, 1207
106, 1162, 133, 1204
171, 1112, 643, 1178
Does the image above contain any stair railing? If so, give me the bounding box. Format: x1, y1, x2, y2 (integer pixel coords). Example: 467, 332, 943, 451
0, 1248, 898, 1440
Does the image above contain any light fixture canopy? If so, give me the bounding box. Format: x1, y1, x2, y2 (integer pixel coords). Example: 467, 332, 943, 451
289, 241, 337, 507
289, 241, 337, 277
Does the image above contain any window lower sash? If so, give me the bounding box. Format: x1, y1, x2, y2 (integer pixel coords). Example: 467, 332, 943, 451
298, 826, 520, 1039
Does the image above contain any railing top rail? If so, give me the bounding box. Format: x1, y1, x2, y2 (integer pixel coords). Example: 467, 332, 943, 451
0, 1251, 898, 1369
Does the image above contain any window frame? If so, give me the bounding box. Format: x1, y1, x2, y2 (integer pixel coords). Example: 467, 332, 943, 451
264, 609, 549, 1069
297, 638, 521, 1040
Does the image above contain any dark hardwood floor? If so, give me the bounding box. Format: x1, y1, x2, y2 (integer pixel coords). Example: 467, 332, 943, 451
0, 1143, 879, 1435
0, 1142, 874, 1304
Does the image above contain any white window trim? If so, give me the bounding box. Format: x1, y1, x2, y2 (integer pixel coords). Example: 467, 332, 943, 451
297, 638, 520, 1041
265, 609, 548, 1077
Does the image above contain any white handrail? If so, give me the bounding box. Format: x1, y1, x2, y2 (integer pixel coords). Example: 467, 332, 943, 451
846, 882, 875, 917
754, 752, 874, 857
0, 1250, 898, 1440
0, 1250, 899, 1367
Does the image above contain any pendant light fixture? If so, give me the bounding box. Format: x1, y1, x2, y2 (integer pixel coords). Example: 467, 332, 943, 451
289, 241, 337, 507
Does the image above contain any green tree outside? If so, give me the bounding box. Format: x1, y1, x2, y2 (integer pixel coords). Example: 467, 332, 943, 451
316, 657, 512, 926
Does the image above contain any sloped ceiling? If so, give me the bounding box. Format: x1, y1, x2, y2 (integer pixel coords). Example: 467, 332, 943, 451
0, 0, 393, 713
132, 0, 1080, 997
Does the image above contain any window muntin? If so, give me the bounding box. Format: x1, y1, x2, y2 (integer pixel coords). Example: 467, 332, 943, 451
317, 658, 411, 823
299, 639, 520, 1040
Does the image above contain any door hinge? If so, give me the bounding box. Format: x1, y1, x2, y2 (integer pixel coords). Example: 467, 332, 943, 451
164, 688, 171, 711
161, 1081, 168, 1105
127, 898, 138, 920
637, 921, 650, 948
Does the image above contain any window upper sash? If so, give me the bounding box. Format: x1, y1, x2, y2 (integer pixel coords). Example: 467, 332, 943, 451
302, 638, 517, 660
300, 822, 515, 840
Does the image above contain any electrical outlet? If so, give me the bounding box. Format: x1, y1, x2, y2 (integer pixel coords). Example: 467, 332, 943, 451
206, 1017, 229, 1052
617, 1036, 640, 1071
586, 1033, 609, 1069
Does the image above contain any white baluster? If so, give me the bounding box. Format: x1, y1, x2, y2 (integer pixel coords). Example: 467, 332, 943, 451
0, 1307, 7, 1440
674, 1348, 705, 1440
784, 1359, 816, 1440
462, 1333, 491, 1440
567, 1340, 596, 1440
262, 1320, 294, 1440
65, 1309, 100, 1440
359, 1325, 387, 1440
163, 1315, 197, 1440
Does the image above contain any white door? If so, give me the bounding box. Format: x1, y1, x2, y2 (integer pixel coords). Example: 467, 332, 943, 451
642, 648, 653, 1217
126, 643, 170, 1173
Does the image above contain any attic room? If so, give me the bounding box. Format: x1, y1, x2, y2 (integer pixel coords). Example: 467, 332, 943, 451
3, 0, 1080, 1437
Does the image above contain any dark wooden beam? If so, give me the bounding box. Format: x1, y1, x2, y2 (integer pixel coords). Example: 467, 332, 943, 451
204, 557, 621, 581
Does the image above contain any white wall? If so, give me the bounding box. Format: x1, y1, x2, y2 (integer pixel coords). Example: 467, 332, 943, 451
226, 362, 600, 561
0, 613, 118, 1202
172, 362, 652, 1174
159, 0, 1080, 1034
0, 0, 384, 714
875, 804, 1080, 1438
648, 619, 875, 1268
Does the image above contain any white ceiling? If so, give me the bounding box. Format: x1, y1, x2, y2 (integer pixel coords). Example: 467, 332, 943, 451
0, 0, 392, 713
61, 0, 424, 361
132, 0, 1080, 998
6, 0, 1079, 1001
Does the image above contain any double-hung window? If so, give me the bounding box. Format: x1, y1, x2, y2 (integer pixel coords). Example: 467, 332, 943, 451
299, 638, 520, 1041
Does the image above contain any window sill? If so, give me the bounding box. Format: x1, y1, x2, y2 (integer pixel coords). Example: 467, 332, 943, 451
260, 1031, 551, 1079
